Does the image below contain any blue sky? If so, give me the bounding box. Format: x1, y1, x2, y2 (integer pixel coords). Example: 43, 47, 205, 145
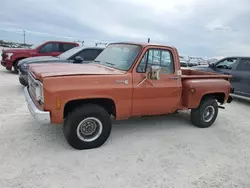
0, 0, 250, 57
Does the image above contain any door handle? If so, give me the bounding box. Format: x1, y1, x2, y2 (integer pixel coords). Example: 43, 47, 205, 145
169, 76, 179, 80
223, 72, 230, 75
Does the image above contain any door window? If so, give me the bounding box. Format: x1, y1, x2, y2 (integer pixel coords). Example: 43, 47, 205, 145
216, 58, 237, 69
78, 49, 102, 61
39, 43, 59, 53
236, 58, 250, 71
137, 49, 174, 74
62, 43, 77, 52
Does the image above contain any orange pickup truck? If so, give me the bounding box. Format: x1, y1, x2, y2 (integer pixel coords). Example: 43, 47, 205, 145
24, 42, 233, 150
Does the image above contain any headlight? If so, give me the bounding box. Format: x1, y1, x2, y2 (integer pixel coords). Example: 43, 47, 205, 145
6, 53, 13, 60
34, 81, 44, 103
28, 73, 44, 103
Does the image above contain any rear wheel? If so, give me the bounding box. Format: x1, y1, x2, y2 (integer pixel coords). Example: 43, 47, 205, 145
191, 98, 218, 128
63, 104, 112, 150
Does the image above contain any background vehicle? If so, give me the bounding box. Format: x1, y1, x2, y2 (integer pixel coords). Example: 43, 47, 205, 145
180, 56, 190, 67
18, 47, 104, 86
179, 56, 207, 67
1, 41, 79, 73
192, 56, 250, 98
24, 42, 233, 150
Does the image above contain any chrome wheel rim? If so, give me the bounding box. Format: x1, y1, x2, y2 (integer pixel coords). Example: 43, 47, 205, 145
203, 106, 215, 122
76, 117, 103, 142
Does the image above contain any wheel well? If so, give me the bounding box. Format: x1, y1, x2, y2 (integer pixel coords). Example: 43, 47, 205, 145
13, 57, 26, 66
201, 93, 225, 104
64, 98, 116, 118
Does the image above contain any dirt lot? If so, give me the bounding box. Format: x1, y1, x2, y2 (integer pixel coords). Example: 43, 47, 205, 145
0, 66, 250, 188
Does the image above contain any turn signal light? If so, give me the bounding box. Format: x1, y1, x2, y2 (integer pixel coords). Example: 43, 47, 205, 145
56, 97, 61, 110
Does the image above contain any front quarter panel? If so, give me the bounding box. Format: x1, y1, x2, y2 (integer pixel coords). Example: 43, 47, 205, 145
42, 74, 133, 124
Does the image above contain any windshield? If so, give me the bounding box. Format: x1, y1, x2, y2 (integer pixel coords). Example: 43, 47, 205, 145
57, 46, 83, 59
93, 44, 141, 71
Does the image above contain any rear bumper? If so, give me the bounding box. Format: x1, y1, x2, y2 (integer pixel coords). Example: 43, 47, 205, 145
24, 87, 51, 124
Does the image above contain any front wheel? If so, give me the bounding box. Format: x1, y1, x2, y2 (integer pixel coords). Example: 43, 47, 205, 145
191, 98, 218, 128
63, 104, 112, 150
13, 61, 19, 74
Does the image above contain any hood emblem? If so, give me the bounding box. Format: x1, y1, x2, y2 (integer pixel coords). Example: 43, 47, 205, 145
116, 80, 128, 85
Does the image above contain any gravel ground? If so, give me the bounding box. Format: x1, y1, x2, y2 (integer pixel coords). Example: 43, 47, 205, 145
0, 66, 250, 188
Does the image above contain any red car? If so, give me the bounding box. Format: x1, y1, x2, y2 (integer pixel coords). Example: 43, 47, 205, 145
1, 41, 79, 73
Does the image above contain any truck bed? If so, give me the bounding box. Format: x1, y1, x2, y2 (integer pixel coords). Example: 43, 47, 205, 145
181, 69, 231, 80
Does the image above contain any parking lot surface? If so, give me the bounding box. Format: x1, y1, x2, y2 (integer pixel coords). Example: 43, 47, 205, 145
0, 66, 250, 188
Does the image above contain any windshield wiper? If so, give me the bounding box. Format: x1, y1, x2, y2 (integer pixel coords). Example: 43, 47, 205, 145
104, 61, 115, 68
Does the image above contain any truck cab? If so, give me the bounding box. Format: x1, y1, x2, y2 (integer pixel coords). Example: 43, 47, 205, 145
1, 41, 79, 73
24, 42, 233, 150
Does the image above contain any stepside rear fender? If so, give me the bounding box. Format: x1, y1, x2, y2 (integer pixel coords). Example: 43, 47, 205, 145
182, 78, 231, 108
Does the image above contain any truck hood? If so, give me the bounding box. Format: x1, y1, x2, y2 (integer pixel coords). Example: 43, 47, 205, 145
29, 63, 126, 80
4, 48, 34, 53
18, 56, 57, 66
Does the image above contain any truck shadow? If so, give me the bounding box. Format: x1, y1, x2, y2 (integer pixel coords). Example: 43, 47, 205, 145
113, 111, 191, 129
0, 68, 15, 75
32, 111, 192, 150
31, 123, 71, 150
233, 97, 250, 105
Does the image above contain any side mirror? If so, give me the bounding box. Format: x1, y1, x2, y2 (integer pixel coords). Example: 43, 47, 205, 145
209, 62, 215, 68
74, 56, 84, 63
136, 65, 161, 88
148, 65, 161, 80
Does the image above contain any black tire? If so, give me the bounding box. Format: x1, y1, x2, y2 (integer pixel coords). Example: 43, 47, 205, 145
191, 98, 218, 128
19, 77, 28, 86
63, 104, 112, 150
13, 61, 19, 74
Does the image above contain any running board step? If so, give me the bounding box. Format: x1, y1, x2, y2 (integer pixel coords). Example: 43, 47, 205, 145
218, 106, 225, 109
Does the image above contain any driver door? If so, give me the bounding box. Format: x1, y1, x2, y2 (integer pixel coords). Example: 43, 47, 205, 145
232, 58, 250, 96
214, 58, 238, 75
132, 48, 182, 116
38, 42, 60, 57
75, 49, 103, 63
214, 57, 239, 90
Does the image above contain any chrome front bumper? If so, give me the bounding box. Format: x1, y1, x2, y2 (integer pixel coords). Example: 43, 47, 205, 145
24, 87, 51, 124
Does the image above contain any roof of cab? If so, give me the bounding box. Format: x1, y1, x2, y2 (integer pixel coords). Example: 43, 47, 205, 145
109, 42, 176, 49
73, 46, 105, 50
44, 40, 79, 44
221, 56, 250, 59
